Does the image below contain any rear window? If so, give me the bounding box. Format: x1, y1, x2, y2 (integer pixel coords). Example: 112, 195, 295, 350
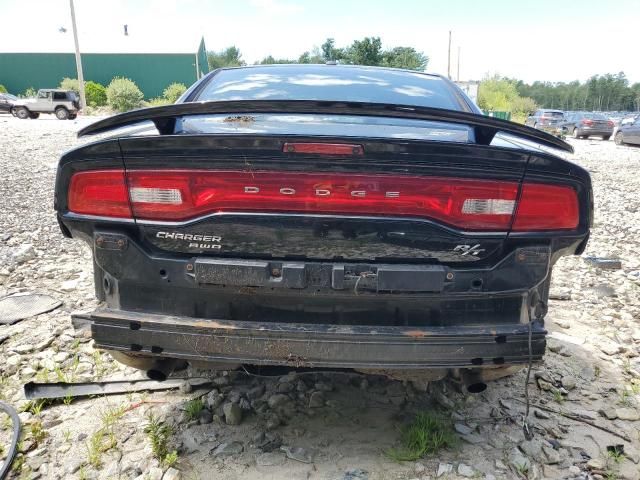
541, 111, 564, 118
584, 113, 607, 120
195, 65, 465, 110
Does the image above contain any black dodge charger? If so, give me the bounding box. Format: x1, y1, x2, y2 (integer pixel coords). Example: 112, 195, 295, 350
55, 64, 592, 392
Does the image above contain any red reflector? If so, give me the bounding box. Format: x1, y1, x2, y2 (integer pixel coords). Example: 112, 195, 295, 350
68, 170, 131, 218
126, 170, 519, 230
512, 183, 579, 231
283, 142, 363, 156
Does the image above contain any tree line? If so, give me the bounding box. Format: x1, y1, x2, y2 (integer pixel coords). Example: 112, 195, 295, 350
207, 37, 429, 72
515, 73, 640, 112
480, 73, 640, 117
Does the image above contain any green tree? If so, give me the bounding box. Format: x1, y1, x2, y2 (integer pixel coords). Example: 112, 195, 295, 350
321, 38, 344, 62
298, 47, 324, 64
343, 37, 383, 65
60, 77, 80, 93
207, 46, 245, 70
106, 77, 144, 112
478, 75, 520, 111
85, 81, 107, 107
382, 47, 428, 71
163, 82, 187, 103
0, 84, 7, 93
257, 55, 297, 65
478, 75, 537, 122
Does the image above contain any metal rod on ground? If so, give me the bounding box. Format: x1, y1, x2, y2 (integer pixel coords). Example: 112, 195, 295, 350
69, 0, 86, 110
23, 378, 210, 400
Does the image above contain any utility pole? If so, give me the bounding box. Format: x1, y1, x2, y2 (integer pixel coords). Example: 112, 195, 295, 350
69, 0, 86, 110
457, 46, 460, 81
447, 31, 451, 79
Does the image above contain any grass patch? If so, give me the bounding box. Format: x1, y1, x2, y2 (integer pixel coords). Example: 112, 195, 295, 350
144, 412, 178, 467
183, 398, 204, 421
28, 420, 46, 446
386, 412, 456, 461
100, 404, 127, 428
552, 390, 565, 404
86, 428, 117, 468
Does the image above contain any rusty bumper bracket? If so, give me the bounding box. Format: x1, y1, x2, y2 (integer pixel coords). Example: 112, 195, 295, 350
74, 309, 546, 369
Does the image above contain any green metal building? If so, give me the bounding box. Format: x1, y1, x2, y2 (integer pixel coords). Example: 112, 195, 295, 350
0, 38, 208, 99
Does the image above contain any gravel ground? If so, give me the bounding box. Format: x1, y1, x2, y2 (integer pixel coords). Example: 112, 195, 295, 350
1, 114, 640, 480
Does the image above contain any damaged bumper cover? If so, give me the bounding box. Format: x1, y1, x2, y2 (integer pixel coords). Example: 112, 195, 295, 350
73, 309, 546, 369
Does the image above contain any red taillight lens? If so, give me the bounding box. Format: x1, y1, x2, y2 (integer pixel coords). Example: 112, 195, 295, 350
283, 142, 364, 155
68, 170, 132, 218
67, 170, 580, 232
607, 120, 614, 127
126, 170, 518, 230
581, 119, 594, 126
512, 183, 579, 231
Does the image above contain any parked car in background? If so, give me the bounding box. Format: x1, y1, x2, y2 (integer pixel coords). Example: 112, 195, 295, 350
11, 89, 80, 120
615, 116, 640, 146
621, 114, 639, 127
56, 64, 592, 391
0, 92, 17, 113
524, 109, 565, 130
560, 112, 614, 140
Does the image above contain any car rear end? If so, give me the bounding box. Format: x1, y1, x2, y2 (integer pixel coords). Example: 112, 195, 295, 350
55, 65, 592, 389
535, 110, 565, 133
577, 113, 614, 138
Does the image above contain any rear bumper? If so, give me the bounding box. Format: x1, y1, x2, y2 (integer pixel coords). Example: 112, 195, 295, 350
73, 308, 546, 369
577, 128, 613, 137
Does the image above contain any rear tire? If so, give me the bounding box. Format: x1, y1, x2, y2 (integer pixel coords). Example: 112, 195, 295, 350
29, 112, 40, 119
14, 107, 30, 119
572, 127, 580, 139
55, 107, 69, 120
602, 135, 611, 141
614, 132, 625, 145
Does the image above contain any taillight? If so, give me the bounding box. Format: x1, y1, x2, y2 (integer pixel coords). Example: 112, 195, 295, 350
581, 119, 594, 126
512, 183, 579, 231
607, 120, 614, 127
67, 170, 131, 218
126, 170, 519, 230
67, 170, 580, 232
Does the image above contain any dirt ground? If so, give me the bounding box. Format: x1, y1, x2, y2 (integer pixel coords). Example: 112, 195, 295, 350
1, 114, 639, 480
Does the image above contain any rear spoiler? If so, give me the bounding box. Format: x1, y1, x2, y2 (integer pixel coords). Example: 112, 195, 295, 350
78, 100, 573, 153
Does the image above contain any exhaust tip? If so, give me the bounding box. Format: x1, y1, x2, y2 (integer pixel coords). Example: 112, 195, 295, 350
146, 369, 168, 382
459, 369, 487, 394
465, 382, 487, 394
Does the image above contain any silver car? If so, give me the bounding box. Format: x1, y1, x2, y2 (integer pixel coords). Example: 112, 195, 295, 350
11, 89, 80, 120
560, 112, 614, 140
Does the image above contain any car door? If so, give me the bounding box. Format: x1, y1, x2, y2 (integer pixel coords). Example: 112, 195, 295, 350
34, 91, 52, 112
629, 117, 640, 144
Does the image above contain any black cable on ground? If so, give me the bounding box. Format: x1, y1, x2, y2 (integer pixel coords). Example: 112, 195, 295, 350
0, 401, 21, 480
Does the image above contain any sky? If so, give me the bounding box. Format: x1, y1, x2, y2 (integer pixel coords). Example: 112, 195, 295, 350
1, 0, 638, 84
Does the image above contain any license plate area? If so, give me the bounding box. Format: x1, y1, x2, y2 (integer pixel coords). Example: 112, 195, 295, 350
194, 258, 446, 293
